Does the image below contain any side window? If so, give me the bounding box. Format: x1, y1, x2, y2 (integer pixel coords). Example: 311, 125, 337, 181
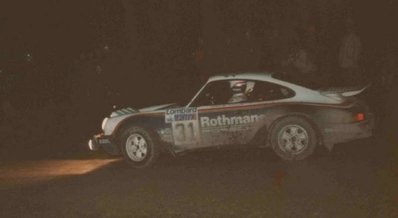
191, 80, 255, 106
191, 81, 232, 106
191, 80, 292, 106
249, 81, 295, 102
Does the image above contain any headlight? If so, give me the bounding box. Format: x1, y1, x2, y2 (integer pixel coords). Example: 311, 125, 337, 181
101, 117, 109, 131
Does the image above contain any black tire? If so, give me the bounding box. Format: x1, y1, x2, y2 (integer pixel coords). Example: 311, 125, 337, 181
120, 126, 160, 168
270, 117, 317, 161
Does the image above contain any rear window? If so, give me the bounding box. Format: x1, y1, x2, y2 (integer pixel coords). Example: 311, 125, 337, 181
248, 81, 295, 102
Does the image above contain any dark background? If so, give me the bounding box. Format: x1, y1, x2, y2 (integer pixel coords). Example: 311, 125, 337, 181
1, 0, 397, 158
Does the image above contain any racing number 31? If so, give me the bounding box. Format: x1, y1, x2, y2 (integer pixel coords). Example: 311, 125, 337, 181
172, 121, 200, 145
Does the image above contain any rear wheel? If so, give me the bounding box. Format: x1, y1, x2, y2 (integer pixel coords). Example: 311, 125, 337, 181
270, 117, 317, 160
120, 126, 160, 168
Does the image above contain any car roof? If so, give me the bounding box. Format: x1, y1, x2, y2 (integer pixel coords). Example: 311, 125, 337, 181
208, 72, 274, 82
208, 72, 298, 89
207, 71, 319, 97
191, 72, 344, 106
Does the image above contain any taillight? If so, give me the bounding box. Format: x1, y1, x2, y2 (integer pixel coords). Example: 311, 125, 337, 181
355, 113, 365, 122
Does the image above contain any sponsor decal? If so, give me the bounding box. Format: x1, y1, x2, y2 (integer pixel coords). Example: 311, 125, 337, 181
198, 113, 263, 145
165, 107, 200, 146
165, 107, 197, 123
165, 107, 263, 147
200, 114, 260, 128
111, 107, 136, 117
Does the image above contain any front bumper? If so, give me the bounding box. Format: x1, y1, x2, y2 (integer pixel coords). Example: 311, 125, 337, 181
323, 114, 374, 146
88, 133, 120, 155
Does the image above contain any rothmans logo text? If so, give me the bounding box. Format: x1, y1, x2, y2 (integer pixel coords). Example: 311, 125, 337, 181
200, 114, 260, 127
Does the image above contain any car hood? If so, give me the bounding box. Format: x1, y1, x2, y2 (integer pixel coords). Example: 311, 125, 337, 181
139, 103, 179, 112
110, 103, 178, 117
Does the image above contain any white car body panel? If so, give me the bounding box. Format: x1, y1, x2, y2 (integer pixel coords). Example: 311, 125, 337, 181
104, 72, 368, 136
103, 114, 135, 135
90, 71, 373, 159
189, 72, 346, 106
139, 103, 176, 112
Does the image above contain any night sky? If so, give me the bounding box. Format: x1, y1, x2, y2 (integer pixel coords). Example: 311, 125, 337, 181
1, 2, 398, 217
1, 0, 397, 152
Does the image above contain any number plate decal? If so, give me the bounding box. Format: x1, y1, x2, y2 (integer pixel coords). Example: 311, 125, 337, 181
165, 107, 200, 146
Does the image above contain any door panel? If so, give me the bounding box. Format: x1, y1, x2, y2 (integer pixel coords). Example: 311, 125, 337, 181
197, 103, 264, 147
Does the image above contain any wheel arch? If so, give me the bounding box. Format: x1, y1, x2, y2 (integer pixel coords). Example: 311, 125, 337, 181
112, 116, 171, 154
119, 125, 162, 168
113, 117, 155, 145
267, 113, 324, 147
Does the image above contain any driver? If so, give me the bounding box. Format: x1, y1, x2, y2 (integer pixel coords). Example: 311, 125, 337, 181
228, 81, 248, 103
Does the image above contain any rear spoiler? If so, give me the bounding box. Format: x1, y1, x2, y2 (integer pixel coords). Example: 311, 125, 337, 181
320, 83, 371, 97
340, 84, 370, 97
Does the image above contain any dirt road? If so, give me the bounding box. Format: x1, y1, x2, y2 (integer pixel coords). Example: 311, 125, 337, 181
1, 137, 397, 217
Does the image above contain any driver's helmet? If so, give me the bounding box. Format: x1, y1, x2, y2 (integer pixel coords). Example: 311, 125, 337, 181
228, 80, 248, 103
230, 80, 247, 93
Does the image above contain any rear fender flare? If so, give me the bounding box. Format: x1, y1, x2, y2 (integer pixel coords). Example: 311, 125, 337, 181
267, 113, 325, 148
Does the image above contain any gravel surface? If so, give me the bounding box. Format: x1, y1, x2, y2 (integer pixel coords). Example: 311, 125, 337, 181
1, 137, 397, 217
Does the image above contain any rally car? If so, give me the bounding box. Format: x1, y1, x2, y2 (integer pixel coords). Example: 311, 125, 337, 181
88, 72, 374, 168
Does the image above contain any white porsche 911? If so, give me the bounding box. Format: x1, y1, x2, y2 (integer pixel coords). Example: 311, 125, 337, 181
89, 72, 374, 168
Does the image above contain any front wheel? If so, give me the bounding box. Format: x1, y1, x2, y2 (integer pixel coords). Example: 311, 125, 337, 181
120, 126, 160, 168
270, 117, 317, 160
